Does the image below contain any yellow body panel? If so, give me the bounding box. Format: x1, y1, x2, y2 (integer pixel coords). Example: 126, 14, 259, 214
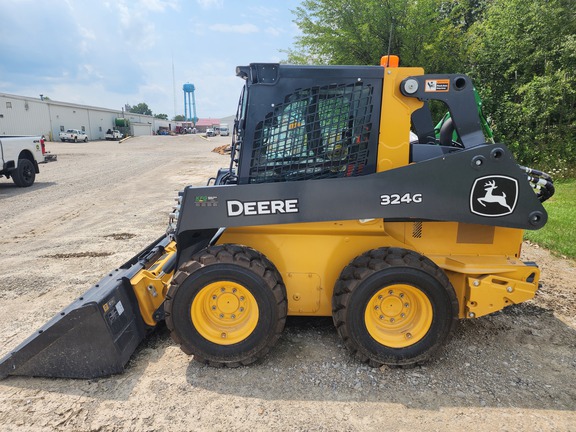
464, 270, 539, 318
378, 67, 424, 171
131, 241, 177, 326
218, 220, 538, 320
220, 220, 394, 316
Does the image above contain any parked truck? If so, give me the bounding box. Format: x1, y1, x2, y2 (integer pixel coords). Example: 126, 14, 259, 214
105, 129, 124, 140
59, 129, 88, 142
0, 136, 45, 187
219, 124, 230, 136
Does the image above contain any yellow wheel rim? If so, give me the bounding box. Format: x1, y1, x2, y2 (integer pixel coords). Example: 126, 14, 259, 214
364, 284, 433, 348
192, 281, 259, 345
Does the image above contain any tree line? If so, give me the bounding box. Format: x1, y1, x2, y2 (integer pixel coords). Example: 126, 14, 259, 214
125, 102, 171, 120
287, 0, 576, 175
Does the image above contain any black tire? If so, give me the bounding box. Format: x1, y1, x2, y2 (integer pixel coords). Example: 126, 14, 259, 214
73, 137, 77, 143
12, 159, 36, 187
332, 247, 458, 367
60, 139, 65, 142
84, 137, 88, 142
165, 244, 287, 367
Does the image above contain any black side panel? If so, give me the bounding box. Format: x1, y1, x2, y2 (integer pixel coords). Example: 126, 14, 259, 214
176, 144, 547, 233
411, 103, 436, 143
400, 75, 485, 148
174, 228, 219, 271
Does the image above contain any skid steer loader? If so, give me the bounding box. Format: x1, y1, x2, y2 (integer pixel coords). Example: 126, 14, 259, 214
0, 56, 554, 378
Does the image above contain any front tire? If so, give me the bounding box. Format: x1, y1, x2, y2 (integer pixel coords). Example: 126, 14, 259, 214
12, 159, 36, 187
165, 244, 287, 367
332, 247, 458, 367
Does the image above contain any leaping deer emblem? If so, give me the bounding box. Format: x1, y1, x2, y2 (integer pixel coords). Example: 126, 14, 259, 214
477, 180, 512, 212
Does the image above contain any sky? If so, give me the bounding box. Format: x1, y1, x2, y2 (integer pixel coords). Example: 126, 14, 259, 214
0, 0, 303, 119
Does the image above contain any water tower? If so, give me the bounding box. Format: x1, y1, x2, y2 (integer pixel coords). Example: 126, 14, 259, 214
183, 83, 198, 125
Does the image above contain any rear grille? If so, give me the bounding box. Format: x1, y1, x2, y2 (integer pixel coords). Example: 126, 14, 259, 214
412, 222, 423, 238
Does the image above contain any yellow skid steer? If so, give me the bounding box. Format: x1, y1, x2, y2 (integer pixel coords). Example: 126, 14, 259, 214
0, 56, 554, 378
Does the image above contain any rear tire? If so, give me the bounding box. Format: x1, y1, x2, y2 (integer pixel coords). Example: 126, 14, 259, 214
165, 244, 287, 367
332, 247, 458, 367
12, 159, 36, 187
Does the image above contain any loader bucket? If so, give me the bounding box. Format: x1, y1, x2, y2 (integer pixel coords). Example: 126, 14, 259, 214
0, 235, 173, 379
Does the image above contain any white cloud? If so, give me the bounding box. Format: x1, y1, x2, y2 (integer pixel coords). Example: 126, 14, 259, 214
0, 0, 302, 118
78, 26, 97, 54
78, 26, 96, 40
208, 23, 259, 34
140, 0, 179, 12
113, 1, 159, 48
248, 6, 278, 19
265, 27, 282, 37
78, 64, 104, 81
196, 0, 223, 9
188, 22, 206, 36
117, 3, 132, 28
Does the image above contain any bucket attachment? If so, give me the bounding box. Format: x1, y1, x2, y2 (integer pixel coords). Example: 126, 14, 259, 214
0, 236, 173, 379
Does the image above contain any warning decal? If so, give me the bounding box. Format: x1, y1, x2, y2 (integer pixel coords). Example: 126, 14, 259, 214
425, 79, 450, 92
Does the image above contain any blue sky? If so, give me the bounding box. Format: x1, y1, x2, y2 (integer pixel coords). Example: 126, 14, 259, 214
0, 0, 303, 119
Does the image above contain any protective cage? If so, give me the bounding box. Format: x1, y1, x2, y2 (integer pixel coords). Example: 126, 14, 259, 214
235, 64, 384, 184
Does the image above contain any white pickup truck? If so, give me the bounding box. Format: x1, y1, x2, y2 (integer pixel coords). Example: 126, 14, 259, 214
59, 129, 88, 142
105, 129, 124, 140
0, 136, 45, 187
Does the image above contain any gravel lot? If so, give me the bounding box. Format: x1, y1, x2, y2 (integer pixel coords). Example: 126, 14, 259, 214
0, 135, 574, 431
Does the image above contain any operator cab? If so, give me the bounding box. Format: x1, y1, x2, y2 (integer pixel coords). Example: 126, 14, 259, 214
222, 63, 491, 186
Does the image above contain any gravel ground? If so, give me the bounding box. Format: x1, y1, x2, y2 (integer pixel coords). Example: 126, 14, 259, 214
0, 135, 574, 431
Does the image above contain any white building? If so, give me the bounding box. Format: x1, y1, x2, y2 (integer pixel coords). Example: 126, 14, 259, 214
0, 93, 173, 140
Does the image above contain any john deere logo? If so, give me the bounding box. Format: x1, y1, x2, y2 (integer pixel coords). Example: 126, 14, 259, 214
470, 175, 518, 217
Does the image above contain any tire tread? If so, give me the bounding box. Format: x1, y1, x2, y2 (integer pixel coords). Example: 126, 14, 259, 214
165, 244, 287, 368
332, 247, 458, 367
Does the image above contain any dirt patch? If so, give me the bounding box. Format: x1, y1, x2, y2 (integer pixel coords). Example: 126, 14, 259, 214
104, 233, 137, 241
42, 251, 114, 259
212, 144, 231, 154
0, 136, 574, 431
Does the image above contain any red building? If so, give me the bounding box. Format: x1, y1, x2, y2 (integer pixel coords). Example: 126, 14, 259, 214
194, 118, 220, 133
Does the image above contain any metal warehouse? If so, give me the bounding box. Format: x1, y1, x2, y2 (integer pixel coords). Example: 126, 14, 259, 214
0, 93, 171, 140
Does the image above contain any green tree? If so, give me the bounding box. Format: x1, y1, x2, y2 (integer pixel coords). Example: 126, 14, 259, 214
129, 102, 153, 116
154, 113, 168, 120
400, 0, 490, 74
173, 114, 185, 121
287, 0, 487, 73
286, 0, 488, 122
287, 0, 399, 65
468, 0, 576, 169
